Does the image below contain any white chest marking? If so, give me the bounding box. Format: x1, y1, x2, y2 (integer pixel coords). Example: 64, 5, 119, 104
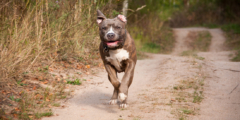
105, 48, 129, 71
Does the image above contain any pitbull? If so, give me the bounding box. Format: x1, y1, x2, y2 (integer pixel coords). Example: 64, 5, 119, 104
96, 10, 137, 108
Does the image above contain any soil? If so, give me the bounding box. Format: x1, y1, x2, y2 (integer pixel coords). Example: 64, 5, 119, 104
43, 28, 240, 120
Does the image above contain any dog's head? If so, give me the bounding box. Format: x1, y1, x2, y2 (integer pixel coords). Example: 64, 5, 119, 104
97, 10, 127, 49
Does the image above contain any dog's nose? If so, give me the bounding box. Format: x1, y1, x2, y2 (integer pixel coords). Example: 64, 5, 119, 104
107, 33, 115, 39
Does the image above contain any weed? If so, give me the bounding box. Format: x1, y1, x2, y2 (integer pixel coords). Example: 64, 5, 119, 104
221, 24, 240, 34
129, 25, 174, 54
35, 112, 53, 119
176, 97, 186, 102
221, 23, 240, 61
181, 50, 205, 60
182, 109, 194, 115
67, 79, 82, 85
133, 117, 141, 120
171, 64, 205, 119
193, 91, 204, 103
17, 80, 27, 86
232, 51, 240, 61
52, 103, 60, 107
185, 31, 212, 52
141, 43, 162, 53
179, 117, 185, 120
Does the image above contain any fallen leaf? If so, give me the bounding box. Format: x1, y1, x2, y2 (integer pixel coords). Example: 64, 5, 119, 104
13, 114, 18, 118
38, 76, 43, 80
128, 114, 134, 117
98, 63, 102, 67
85, 65, 90, 69
64, 63, 69, 68
46, 98, 50, 102
33, 86, 36, 90
76, 64, 83, 69
15, 108, 20, 111
63, 80, 67, 83
56, 77, 61, 81
37, 101, 42, 104
2, 90, 6, 95
43, 81, 48, 84
49, 67, 53, 71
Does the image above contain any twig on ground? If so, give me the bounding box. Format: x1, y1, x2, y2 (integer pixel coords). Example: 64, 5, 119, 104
229, 83, 239, 94
224, 69, 240, 72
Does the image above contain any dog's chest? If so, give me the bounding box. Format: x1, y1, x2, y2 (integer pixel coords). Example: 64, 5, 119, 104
105, 48, 129, 71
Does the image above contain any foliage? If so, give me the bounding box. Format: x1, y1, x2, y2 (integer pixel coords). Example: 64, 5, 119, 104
67, 79, 82, 85
221, 23, 240, 61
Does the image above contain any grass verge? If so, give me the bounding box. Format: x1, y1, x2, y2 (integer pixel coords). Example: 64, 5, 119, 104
171, 61, 205, 120
186, 31, 212, 52
0, 1, 105, 119
130, 26, 175, 55
181, 51, 205, 60
221, 23, 240, 61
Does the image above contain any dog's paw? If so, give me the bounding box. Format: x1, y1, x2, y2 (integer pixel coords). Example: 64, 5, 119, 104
118, 93, 127, 102
120, 103, 128, 108
108, 99, 117, 105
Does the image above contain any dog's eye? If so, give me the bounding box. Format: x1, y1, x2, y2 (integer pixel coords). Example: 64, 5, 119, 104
116, 26, 121, 29
102, 27, 107, 30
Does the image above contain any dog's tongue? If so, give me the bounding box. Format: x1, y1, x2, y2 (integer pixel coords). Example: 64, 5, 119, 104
106, 41, 118, 46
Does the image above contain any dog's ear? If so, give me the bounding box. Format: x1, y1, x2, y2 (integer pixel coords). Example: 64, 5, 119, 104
117, 15, 127, 24
97, 10, 106, 24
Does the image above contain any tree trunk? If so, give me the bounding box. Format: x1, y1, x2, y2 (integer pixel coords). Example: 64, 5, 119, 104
122, 0, 128, 17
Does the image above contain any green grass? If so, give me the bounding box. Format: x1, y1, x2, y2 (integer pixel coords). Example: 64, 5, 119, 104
221, 23, 240, 34
221, 23, 240, 61
232, 51, 240, 61
130, 26, 175, 54
181, 51, 205, 60
67, 79, 81, 85
186, 31, 211, 52
141, 43, 162, 53
35, 112, 53, 119
182, 109, 194, 114
193, 91, 204, 103
52, 103, 61, 107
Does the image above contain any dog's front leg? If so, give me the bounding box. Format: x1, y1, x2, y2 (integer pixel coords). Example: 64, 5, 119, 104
105, 64, 120, 104
118, 59, 135, 108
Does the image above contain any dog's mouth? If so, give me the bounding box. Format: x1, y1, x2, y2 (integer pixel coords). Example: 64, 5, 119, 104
105, 41, 120, 46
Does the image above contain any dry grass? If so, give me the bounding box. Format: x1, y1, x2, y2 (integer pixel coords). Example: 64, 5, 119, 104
0, 0, 104, 119
185, 31, 212, 52
221, 23, 240, 61
171, 61, 205, 120
0, 0, 101, 82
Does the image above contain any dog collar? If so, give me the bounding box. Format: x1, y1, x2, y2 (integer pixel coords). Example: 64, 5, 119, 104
103, 46, 109, 53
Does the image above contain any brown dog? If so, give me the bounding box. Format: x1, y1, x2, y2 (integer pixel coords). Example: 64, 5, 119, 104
96, 10, 137, 108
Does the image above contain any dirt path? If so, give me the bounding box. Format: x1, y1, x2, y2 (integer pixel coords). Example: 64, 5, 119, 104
43, 28, 240, 120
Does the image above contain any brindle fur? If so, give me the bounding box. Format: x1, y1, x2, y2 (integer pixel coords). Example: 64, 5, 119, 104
97, 10, 137, 106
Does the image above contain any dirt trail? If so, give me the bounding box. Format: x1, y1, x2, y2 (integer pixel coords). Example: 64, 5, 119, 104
43, 28, 240, 120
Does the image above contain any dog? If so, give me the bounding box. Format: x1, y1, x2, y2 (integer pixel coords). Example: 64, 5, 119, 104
96, 10, 137, 108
